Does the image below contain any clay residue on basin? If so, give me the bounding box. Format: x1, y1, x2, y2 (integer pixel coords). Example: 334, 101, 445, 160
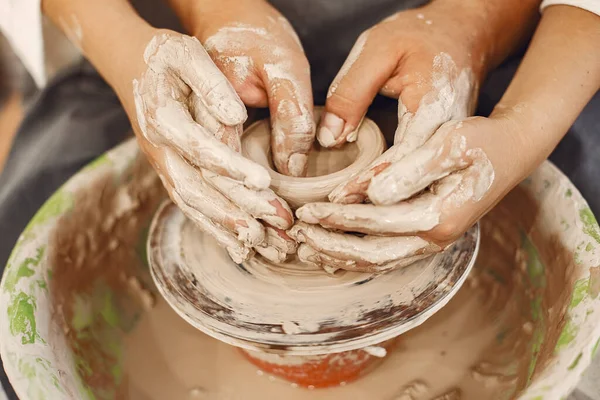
47, 156, 165, 398
45, 154, 576, 399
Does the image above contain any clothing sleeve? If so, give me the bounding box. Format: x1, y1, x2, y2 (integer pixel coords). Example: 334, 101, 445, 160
0, 0, 47, 87
541, 0, 600, 16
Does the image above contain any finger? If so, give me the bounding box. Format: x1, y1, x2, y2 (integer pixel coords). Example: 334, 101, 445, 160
202, 171, 294, 230
189, 94, 242, 152
392, 53, 474, 147
171, 191, 251, 264
328, 55, 474, 204
163, 150, 266, 247
146, 34, 247, 126
328, 144, 405, 204
368, 121, 473, 205
296, 193, 442, 235
297, 244, 366, 271
318, 31, 397, 148
262, 60, 315, 177
288, 222, 436, 265
297, 244, 431, 273
153, 95, 270, 189
255, 225, 298, 263
424, 155, 495, 243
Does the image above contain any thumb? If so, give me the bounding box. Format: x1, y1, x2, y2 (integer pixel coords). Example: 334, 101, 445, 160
318, 32, 397, 148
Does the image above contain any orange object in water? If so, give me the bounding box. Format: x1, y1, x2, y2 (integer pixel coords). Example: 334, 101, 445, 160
240, 341, 395, 389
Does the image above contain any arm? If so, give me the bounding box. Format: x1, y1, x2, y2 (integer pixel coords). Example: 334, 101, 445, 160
436, 0, 542, 75
42, 0, 153, 101
292, 3, 600, 272
493, 4, 600, 181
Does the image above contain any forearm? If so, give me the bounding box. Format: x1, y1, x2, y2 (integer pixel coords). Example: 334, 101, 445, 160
433, 0, 541, 73
494, 5, 600, 177
42, 0, 151, 91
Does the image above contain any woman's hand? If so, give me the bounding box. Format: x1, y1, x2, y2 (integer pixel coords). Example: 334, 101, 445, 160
173, 0, 315, 177
292, 0, 542, 272
131, 32, 297, 264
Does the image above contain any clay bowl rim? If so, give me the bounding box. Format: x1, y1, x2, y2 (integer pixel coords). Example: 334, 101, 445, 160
241, 111, 385, 186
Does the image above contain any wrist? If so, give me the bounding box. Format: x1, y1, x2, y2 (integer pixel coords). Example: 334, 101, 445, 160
427, 0, 540, 78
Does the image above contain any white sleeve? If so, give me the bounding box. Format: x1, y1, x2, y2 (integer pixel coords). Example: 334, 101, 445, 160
541, 0, 600, 16
0, 0, 47, 87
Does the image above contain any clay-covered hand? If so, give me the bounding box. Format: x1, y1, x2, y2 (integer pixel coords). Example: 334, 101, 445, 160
186, 0, 315, 177
132, 31, 296, 264
291, 116, 526, 273
291, 1, 533, 272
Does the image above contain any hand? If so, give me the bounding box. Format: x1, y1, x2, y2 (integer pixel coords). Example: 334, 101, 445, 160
290, 1, 527, 272
186, 0, 315, 177
42, 0, 308, 264
128, 30, 296, 264
291, 116, 526, 273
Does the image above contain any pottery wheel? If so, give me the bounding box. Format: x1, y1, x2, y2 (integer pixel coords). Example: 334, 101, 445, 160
148, 201, 479, 355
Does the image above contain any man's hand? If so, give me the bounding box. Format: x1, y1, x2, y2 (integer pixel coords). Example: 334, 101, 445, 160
292, 0, 541, 273
291, 116, 518, 273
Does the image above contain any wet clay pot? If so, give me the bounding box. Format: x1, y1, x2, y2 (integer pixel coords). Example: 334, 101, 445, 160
241, 108, 386, 209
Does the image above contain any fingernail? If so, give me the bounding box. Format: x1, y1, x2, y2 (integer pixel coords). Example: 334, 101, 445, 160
346, 128, 358, 142
345, 115, 364, 142
288, 153, 308, 177
318, 112, 345, 147
296, 206, 320, 224
297, 244, 319, 265
256, 245, 287, 263
339, 194, 364, 204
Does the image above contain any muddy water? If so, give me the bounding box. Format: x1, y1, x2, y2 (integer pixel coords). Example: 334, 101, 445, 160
48, 157, 573, 400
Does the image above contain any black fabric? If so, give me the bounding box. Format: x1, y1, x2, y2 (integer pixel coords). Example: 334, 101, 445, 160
0, 60, 130, 269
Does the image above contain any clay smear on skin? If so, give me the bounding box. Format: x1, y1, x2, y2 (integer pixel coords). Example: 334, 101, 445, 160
300, 125, 495, 241
204, 22, 314, 176
368, 121, 495, 217
329, 52, 476, 205
132, 34, 267, 189
132, 34, 302, 262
